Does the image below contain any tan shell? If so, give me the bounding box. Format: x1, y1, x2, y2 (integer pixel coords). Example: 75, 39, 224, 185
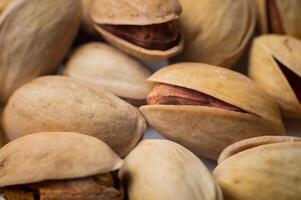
64, 42, 152, 103
173, 0, 256, 68
256, 0, 301, 39
2, 76, 146, 157
249, 35, 301, 118
0, 0, 81, 104
140, 63, 285, 160
81, 0, 97, 35
119, 139, 223, 200
0, 132, 123, 187
213, 136, 301, 200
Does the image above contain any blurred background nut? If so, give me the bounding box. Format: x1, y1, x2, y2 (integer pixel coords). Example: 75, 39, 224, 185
64, 43, 152, 106
2, 76, 146, 157
119, 140, 223, 200
213, 136, 301, 200
256, 0, 301, 39
249, 35, 301, 118
140, 63, 285, 160
0, 0, 82, 104
90, 0, 184, 61
173, 0, 256, 68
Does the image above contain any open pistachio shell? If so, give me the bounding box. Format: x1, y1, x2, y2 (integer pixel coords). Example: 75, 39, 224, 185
90, 0, 183, 61
173, 0, 256, 68
2, 76, 146, 157
119, 139, 223, 200
249, 35, 301, 118
0, 0, 81, 104
213, 136, 301, 200
140, 63, 285, 160
64, 42, 152, 106
256, 0, 301, 39
0, 132, 123, 187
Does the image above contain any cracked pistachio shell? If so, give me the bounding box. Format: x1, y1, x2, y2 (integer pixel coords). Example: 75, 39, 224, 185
140, 63, 285, 160
256, 0, 301, 39
0, 0, 81, 104
64, 43, 152, 105
81, 0, 97, 35
173, 0, 256, 68
119, 140, 223, 200
0, 132, 123, 187
90, 0, 183, 61
249, 35, 301, 118
213, 136, 301, 200
2, 76, 146, 157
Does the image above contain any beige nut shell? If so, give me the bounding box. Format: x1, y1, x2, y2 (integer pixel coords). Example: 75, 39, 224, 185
3, 76, 146, 157
64, 43, 152, 101
249, 35, 301, 118
0, 0, 81, 104
213, 136, 301, 200
119, 139, 223, 200
140, 63, 285, 160
0, 132, 123, 187
174, 0, 256, 67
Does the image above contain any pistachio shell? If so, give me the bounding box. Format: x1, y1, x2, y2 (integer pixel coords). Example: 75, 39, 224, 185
119, 139, 222, 200
213, 136, 301, 200
2, 76, 146, 157
0, 0, 81, 104
81, 0, 97, 35
173, 0, 256, 67
0, 0, 10, 14
140, 63, 285, 160
0, 132, 123, 187
64, 42, 152, 103
249, 35, 301, 118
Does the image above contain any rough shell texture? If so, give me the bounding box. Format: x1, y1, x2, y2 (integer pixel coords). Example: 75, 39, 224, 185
119, 139, 223, 200
249, 35, 301, 118
213, 136, 301, 200
90, 0, 182, 25
0, 132, 123, 187
140, 63, 285, 160
256, 0, 301, 39
173, 0, 256, 68
0, 0, 81, 104
64, 43, 152, 101
2, 76, 146, 157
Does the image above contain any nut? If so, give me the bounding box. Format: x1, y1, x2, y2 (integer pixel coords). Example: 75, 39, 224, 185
119, 139, 223, 200
173, 0, 256, 67
2, 76, 146, 157
89, 0, 184, 61
64, 42, 152, 106
213, 136, 301, 200
140, 63, 285, 160
0, 0, 81, 104
249, 35, 301, 118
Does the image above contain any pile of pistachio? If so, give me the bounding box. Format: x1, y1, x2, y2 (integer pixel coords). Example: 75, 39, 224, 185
0, 0, 300, 199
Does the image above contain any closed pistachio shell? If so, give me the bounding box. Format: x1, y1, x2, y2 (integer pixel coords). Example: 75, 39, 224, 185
119, 139, 223, 200
2, 76, 146, 157
173, 0, 256, 67
0, 0, 81, 104
64, 42, 152, 105
213, 136, 301, 200
140, 63, 285, 160
0, 132, 123, 187
249, 35, 301, 118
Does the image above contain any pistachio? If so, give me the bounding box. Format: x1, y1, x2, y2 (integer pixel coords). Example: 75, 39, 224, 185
213, 136, 301, 200
89, 0, 184, 61
173, 0, 256, 67
256, 0, 301, 39
249, 35, 301, 118
2, 76, 146, 157
64, 43, 152, 106
0, 0, 81, 104
119, 139, 223, 200
140, 63, 285, 160
81, 0, 97, 35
